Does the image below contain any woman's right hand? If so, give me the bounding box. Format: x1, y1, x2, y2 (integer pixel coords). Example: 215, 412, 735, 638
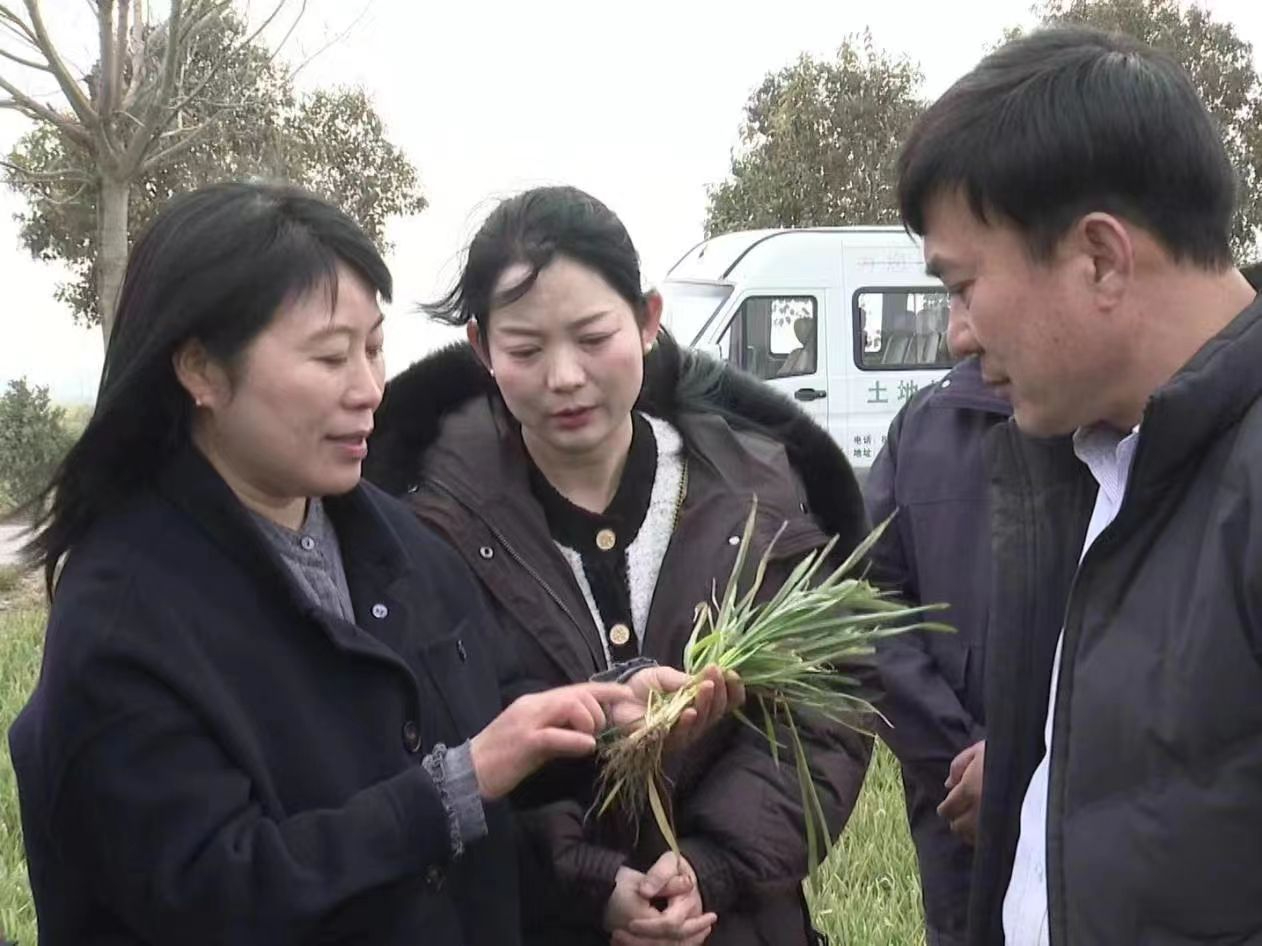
470, 682, 632, 800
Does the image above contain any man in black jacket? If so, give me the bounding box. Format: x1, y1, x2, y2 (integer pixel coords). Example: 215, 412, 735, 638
897, 26, 1262, 946
866, 356, 1009, 946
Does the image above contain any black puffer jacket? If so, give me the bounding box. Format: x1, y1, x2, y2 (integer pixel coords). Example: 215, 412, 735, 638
972, 292, 1262, 945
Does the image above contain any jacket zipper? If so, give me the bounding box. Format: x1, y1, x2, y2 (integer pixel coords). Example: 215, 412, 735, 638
1004, 431, 1060, 946
1046, 426, 1153, 946
426, 477, 603, 669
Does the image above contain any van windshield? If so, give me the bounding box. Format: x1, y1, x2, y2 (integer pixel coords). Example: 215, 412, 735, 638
659, 281, 733, 345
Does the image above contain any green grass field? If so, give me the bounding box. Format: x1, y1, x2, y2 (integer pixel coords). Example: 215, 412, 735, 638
0, 576, 926, 945
1, 576, 42, 944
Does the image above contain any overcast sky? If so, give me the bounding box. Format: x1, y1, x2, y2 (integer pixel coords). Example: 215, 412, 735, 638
2, 0, 1260, 402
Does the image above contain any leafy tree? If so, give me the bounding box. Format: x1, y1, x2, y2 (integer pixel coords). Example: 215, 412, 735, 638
705, 33, 924, 236
0, 378, 73, 511
1, 2, 425, 338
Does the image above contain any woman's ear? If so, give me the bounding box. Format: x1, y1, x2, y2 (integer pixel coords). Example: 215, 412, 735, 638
466, 322, 494, 376
172, 339, 228, 409
641, 291, 664, 353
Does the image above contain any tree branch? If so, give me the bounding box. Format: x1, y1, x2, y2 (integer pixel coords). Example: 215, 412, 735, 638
97, 0, 117, 116
263, 0, 308, 70
288, 0, 367, 81
119, 0, 145, 109
136, 115, 221, 173
169, 0, 231, 63
119, 0, 183, 172
99, 0, 132, 119
171, 5, 219, 56
153, 98, 238, 117
165, 0, 293, 115
178, 0, 232, 43
0, 22, 39, 57
0, 4, 37, 45
142, 0, 298, 156
0, 74, 91, 148
113, 0, 129, 90
22, 0, 99, 129
114, 106, 144, 129
0, 42, 47, 70
1, 158, 92, 184
41, 179, 91, 206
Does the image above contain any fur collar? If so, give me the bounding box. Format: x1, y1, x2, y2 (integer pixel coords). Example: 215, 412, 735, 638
365, 333, 866, 544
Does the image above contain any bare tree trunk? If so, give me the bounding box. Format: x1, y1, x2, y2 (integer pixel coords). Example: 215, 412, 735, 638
96, 173, 129, 345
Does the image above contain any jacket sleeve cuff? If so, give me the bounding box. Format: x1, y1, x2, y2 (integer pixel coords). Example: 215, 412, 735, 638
420, 741, 487, 860
518, 801, 628, 926
566, 842, 628, 924
591, 656, 657, 684
442, 741, 488, 846
680, 836, 738, 913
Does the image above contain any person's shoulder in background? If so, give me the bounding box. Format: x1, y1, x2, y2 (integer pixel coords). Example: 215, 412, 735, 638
1243, 261, 1261, 291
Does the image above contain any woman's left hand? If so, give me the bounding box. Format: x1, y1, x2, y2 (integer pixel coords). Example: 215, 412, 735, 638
614, 665, 745, 752
616, 851, 715, 946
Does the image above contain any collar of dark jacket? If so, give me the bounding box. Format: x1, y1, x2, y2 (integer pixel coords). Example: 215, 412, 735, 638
929, 355, 1013, 416
365, 332, 866, 547
1138, 292, 1262, 482
990, 293, 1262, 498
156, 445, 410, 612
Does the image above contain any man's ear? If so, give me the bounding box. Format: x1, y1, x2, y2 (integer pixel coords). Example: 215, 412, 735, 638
1075, 212, 1135, 311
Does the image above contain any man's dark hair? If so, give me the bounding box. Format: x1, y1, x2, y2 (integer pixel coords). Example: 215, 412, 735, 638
898, 26, 1238, 269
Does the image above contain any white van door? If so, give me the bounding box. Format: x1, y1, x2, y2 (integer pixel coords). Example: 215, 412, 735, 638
707, 289, 829, 428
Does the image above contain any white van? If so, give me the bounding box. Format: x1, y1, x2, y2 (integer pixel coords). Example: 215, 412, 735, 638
659, 227, 952, 472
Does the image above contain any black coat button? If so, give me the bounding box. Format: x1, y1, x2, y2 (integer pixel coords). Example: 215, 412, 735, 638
402, 720, 422, 754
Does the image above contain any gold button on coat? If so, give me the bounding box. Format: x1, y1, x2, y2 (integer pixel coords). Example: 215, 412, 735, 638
596, 528, 617, 551
609, 623, 632, 646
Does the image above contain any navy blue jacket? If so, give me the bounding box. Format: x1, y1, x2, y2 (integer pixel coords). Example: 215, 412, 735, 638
864, 356, 1010, 931
9, 447, 518, 945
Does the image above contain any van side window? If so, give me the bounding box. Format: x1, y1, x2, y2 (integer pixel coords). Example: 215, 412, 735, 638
718, 295, 818, 380
854, 289, 953, 370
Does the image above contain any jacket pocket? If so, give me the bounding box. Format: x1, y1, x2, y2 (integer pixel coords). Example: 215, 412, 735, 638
416, 617, 497, 740
754, 510, 833, 564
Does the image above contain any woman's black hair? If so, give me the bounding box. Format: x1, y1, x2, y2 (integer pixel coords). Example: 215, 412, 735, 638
26, 180, 392, 594
428, 186, 648, 329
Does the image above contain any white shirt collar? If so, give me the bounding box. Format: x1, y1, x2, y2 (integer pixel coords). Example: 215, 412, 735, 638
1072, 423, 1141, 505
